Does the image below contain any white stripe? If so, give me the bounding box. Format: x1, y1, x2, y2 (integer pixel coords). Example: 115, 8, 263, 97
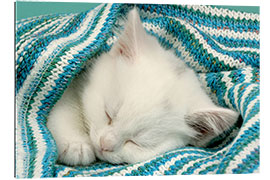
197, 73, 219, 104
16, 16, 60, 58
225, 110, 259, 154
56, 166, 76, 177
16, 113, 29, 177
243, 96, 259, 119
16, 16, 60, 49
195, 23, 259, 42
193, 160, 220, 174
143, 22, 208, 72
232, 83, 241, 111
16, 93, 33, 177
58, 164, 126, 177
221, 72, 235, 109
31, 16, 67, 36
210, 37, 259, 53
16, 15, 74, 61
139, 8, 259, 47
28, 5, 111, 177
113, 149, 210, 176
17, 13, 59, 25
186, 5, 259, 21
17, 15, 46, 29
17, 5, 101, 105
176, 148, 227, 175
231, 113, 259, 145
47, 15, 75, 35
140, 10, 249, 70
219, 69, 256, 111
16, 14, 71, 37
16, 98, 23, 177
230, 66, 255, 112
239, 84, 258, 114
153, 152, 207, 175
242, 66, 254, 83
16, 5, 107, 177
113, 156, 159, 175
225, 138, 259, 174
75, 165, 124, 177
175, 18, 248, 69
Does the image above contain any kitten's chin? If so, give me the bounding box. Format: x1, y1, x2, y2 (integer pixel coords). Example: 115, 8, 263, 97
94, 149, 107, 162
94, 149, 124, 164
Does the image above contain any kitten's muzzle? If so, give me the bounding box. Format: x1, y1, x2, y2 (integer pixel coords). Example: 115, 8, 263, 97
99, 134, 117, 152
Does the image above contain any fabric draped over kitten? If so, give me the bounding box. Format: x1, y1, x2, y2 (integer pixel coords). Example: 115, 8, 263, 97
46, 8, 239, 166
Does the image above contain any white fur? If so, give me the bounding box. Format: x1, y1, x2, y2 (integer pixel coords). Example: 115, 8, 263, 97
47, 9, 239, 166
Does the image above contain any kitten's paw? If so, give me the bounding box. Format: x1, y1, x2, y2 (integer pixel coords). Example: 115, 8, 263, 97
57, 141, 96, 166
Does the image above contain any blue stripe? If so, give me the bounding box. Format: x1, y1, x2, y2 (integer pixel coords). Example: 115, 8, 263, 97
195, 26, 259, 68
244, 100, 260, 125
16, 10, 90, 94
144, 17, 249, 72
16, 14, 61, 42
138, 4, 259, 33
16, 15, 68, 53
37, 3, 125, 177
183, 153, 224, 174
91, 148, 214, 176
216, 119, 259, 173
143, 20, 214, 72
205, 72, 228, 107
242, 87, 259, 118
16, 5, 105, 177
227, 84, 238, 110
211, 35, 259, 49
199, 164, 218, 174
16, 109, 30, 177
232, 147, 259, 174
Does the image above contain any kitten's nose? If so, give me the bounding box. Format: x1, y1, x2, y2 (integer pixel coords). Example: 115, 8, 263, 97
100, 134, 116, 152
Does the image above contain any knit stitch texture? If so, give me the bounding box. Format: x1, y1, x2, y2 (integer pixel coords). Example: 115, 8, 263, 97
15, 4, 260, 178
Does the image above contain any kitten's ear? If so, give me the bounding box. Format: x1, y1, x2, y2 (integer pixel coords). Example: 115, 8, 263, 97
185, 108, 239, 147
111, 8, 147, 60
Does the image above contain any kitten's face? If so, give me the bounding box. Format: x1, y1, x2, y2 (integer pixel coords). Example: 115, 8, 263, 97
89, 103, 191, 164
82, 9, 239, 164
82, 9, 193, 164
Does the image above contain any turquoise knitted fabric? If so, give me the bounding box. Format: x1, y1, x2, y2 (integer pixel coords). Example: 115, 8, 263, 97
15, 4, 260, 178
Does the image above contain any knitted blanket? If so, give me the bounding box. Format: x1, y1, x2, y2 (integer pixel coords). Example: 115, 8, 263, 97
15, 3, 260, 178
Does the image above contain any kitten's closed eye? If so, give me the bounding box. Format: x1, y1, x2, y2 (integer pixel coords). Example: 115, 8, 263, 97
125, 139, 139, 146
105, 111, 113, 125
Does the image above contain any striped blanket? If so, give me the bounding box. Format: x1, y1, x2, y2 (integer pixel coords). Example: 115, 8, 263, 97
15, 3, 260, 178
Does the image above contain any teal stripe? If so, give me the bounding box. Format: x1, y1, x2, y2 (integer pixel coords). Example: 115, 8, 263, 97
231, 147, 259, 173
242, 87, 259, 118
217, 111, 259, 173
180, 152, 224, 175
16, 9, 90, 93
21, 7, 103, 177
199, 164, 219, 174
16, 14, 62, 43
16, 6, 100, 178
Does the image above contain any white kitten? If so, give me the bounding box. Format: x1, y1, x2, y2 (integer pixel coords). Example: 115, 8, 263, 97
47, 9, 239, 166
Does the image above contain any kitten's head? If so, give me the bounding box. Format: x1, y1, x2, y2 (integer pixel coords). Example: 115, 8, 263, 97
82, 9, 239, 164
